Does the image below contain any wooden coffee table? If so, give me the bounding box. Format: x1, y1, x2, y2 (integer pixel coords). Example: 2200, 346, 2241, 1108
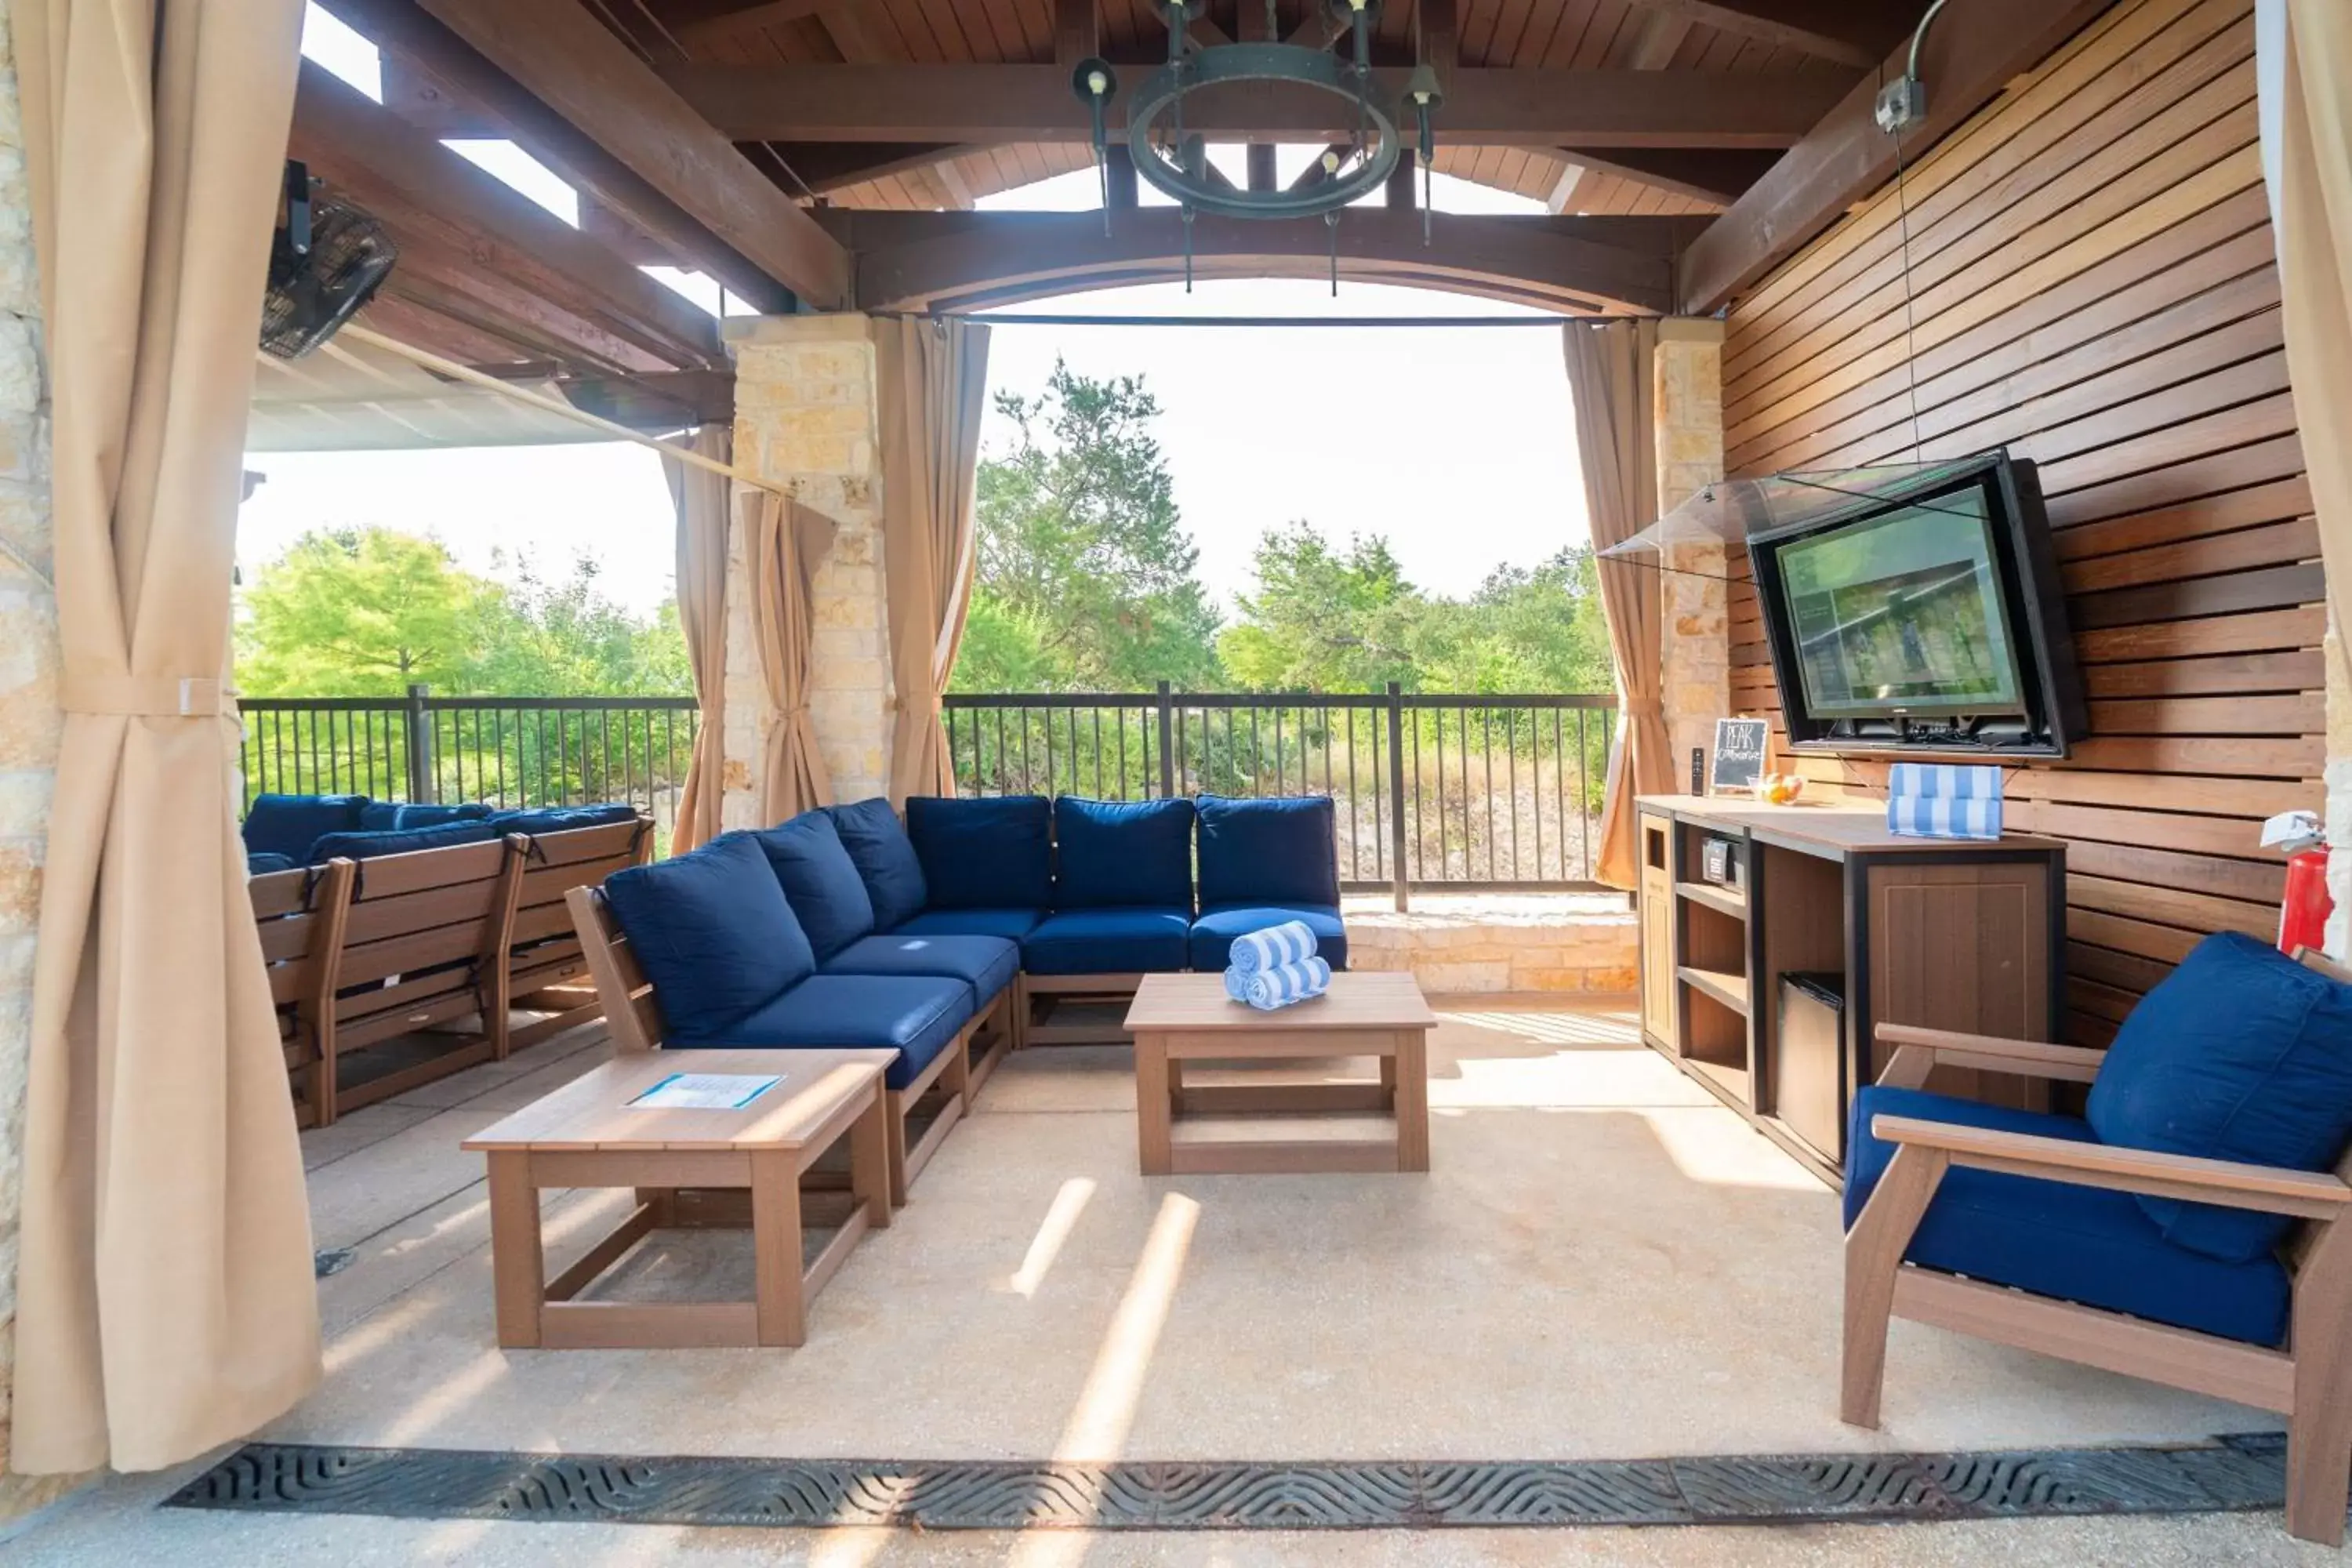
463, 1047, 895, 1349
1124, 972, 1438, 1175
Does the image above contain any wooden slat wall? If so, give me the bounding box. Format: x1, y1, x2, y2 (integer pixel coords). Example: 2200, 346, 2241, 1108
1719, 0, 2314, 1047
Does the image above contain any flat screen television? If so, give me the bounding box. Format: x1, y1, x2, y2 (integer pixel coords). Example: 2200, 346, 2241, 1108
1746, 452, 2086, 758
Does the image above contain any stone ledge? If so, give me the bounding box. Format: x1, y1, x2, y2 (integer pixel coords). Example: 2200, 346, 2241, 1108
1340, 892, 1637, 994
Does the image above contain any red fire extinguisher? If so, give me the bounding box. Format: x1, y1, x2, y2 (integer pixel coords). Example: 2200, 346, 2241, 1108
2263, 811, 2334, 956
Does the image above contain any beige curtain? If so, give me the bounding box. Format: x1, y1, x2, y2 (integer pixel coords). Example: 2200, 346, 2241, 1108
746, 490, 837, 822
1564, 320, 1665, 892
12, 0, 319, 1472
662, 425, 731, 852
873, 316, 990, 805
2262, 2, 2352, 708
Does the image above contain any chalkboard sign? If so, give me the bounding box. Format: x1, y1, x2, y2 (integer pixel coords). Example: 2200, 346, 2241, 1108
1711, 718, 1769, 793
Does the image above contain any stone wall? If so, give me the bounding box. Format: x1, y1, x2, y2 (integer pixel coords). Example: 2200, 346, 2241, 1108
723, 314, 893, 822
1652, 320, 1729, 783
1343, 895, 1639, 995
0, 4, 71, 1515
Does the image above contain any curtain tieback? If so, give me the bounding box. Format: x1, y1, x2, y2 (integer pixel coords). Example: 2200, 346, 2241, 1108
62, 672, 234, 718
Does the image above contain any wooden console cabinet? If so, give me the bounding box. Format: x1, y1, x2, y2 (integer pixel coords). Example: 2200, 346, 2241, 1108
1635, 795, 2067, 1185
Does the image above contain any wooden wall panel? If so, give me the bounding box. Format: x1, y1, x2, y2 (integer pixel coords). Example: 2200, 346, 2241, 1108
1719, 0, 2318, 1046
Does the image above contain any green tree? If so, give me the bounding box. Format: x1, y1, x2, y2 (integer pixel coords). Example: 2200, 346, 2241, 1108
234, 527, 490, 695
1406, 546, 1614, 693
1218, 524, 1421, 691
956, 361, 1223, 691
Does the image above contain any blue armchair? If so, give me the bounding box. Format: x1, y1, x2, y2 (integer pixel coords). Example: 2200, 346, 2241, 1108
1842, 935, 2352, 1545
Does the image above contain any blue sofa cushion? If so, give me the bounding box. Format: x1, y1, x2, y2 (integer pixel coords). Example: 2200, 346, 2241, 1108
822, 933, 1019, 1008
246, 851, 296, 877
2087, 931, 2352, 1263
1189, 904, 1348, 972
825, 797, 929, 929
906, 794, 1052, 909
243, 793, 367, 863
358, 800, 494, 832
1847, 1085, 2292, 1347
754, 811, 876, 961
1022, 908, 1192, 975
486, 803, 641, 836
1196, 794, 1339, 909
724, 974, 971, 1091
603, 833, 815, 1042
893, 907, 1045, 942
305, 821, 499, 863
1054, 796, 1195, 910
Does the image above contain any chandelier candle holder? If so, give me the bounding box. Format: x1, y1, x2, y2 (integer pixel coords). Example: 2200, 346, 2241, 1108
1072, 0, 1443, 288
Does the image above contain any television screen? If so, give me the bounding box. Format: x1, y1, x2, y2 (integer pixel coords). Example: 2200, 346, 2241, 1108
1773, 490, 2027, 720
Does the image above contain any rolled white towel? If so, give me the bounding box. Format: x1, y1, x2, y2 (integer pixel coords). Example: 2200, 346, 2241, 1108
1227, 920, 1318, 976
1241, 956, 1331, 1011
1224, 966, 1252, 1001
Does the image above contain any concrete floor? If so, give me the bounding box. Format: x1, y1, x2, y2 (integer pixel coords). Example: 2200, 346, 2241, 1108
2, 998, 2321, 1565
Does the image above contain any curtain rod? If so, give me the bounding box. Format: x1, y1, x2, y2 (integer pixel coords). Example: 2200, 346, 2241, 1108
328, 323, 789, 497
931, 313, 1589, 328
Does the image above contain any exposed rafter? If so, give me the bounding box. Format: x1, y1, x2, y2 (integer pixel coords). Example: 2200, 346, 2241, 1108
1555, 147, 1778, 207
672, 0, 843, 49
659, 64, 1850, 147
1626, 1, 1907, 69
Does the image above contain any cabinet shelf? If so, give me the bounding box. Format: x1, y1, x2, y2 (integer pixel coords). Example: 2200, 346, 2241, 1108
1678, 964, 1750, 1017
1675, 880, 1748, 920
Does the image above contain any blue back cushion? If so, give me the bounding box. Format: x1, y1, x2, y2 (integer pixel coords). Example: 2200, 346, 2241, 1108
754, 811, 877, 961
306, 821, 498, 863
359, 800, 494, 831
1196, 794, 1338, 909
1053, 796, 1195, 909
487, 803, 641, 835
602, 833, 815, 1042
825, 797, 929, 928
906, 795, 1052, 910
242, 793, 367, 863
2088, 931, 2352, 1262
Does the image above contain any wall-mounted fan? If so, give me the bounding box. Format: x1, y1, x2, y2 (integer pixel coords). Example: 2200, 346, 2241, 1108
260, 161, 397, 360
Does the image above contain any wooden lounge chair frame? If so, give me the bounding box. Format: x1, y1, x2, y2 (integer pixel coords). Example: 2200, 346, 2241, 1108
255, 857, 358, 1128
567, 884, 1014, 1204
1843, 948, 2352, 1545
502, 818, 656, 1052
1018, 972, 1145, 1047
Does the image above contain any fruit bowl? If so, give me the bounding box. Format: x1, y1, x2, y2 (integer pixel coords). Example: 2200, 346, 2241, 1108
1759, 772, 1806, 805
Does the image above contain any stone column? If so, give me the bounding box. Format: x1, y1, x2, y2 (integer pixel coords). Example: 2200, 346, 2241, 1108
1653, 318, 1730, 784
0, 7, 71, 1513
722, 314, 893, 824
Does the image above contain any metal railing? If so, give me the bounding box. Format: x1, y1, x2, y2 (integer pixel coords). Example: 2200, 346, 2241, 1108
238, 687, 700, 829
945, 683, 1617, 907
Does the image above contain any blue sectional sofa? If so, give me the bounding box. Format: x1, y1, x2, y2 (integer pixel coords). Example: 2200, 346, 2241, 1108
567, 791, 1348, 1198
241, 792, 641, 874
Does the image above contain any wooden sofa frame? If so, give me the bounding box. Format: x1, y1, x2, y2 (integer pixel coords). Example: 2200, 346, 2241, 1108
567, 884, 1015, 1205
1844, 947, 2352, 1545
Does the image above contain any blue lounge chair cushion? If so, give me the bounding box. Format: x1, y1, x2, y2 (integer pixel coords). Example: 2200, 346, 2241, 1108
2087, 931, 2352, 1263
305, 822, 499, 863
892, 906, 1046, 942
1189, 904, 1348, 972
1053, 796, 1195, 910
1022, 907, 1192, 975
246, 851, 296, 877
486, 803, 641, 836
1196, 794, 1340, 909
358, 800, 494, 831
822, 933, 1019, 1008
604, 833, 815, 1041
242, 793, 368, 863
1847, 1085, 2292, 1347
826, 797, 929, 929
724, 974, 971, 1091
906, 794, 1052, 909
754, 811, 876, 961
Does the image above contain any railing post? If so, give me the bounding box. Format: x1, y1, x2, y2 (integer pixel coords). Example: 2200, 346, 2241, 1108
404, 682, 434, 803
1385, 681, 1408, 913
1155, 680, 1177, 800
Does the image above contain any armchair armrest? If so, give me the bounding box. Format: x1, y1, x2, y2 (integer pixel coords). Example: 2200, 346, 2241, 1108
1874, 1022, 2107, 1089
1870, 1113, 2352, 1221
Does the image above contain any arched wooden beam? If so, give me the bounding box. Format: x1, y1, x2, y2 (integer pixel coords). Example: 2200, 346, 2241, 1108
830, 210, 1705, 317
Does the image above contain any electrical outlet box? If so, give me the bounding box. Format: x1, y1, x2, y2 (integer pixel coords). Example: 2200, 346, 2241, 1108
1875, 77, 1926, 135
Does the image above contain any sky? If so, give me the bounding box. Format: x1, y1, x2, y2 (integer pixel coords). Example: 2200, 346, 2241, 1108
243, 6, 1592, 622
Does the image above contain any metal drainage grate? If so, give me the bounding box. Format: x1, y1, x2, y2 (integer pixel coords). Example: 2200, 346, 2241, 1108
167, 1435, 2292, 1532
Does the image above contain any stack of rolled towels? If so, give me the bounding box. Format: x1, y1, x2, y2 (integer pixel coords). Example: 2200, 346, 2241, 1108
1222, 919, 1333, 1011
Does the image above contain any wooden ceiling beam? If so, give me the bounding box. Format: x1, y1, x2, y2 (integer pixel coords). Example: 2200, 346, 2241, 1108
673, 0, 845, 49
289, 61, 725, 372
661, 64, 1849, 147
1678, 0, 2122, 312
1554, 147, 1777, 206
318, 0, 798, 312
400, 0, 848, 307
558, 368, 736, 430
1625, 2, 1909, 70
356, 291, 542, 368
